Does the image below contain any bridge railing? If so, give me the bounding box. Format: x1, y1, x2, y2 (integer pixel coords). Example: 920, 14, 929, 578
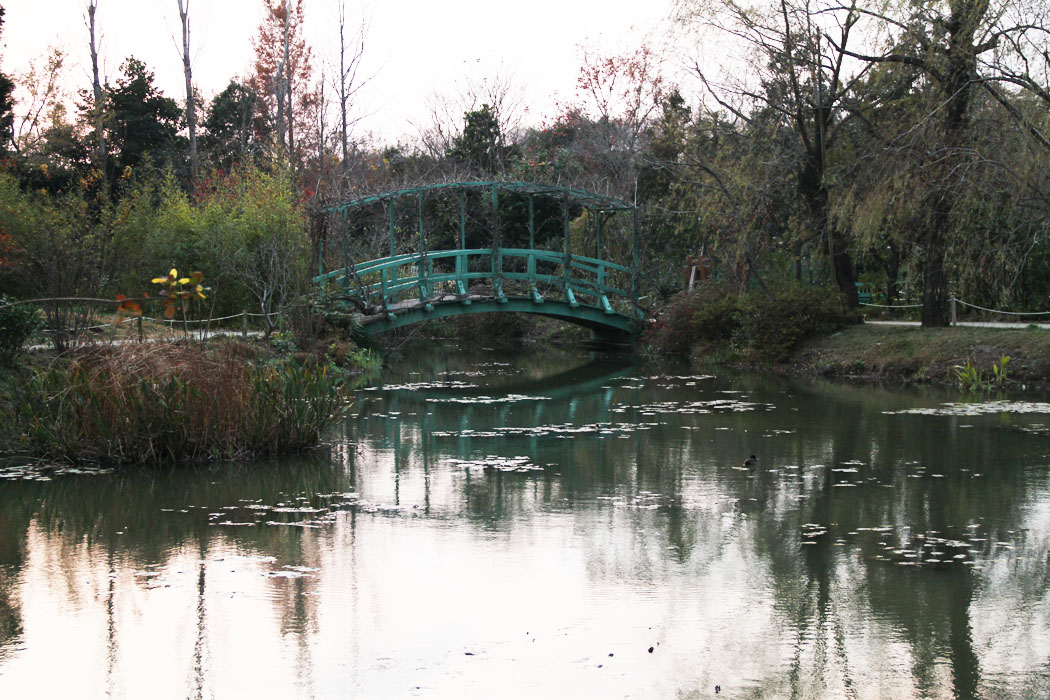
316, 248, 640, 318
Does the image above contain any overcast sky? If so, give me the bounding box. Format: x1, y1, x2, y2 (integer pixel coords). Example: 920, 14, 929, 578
1, 0, 685, 144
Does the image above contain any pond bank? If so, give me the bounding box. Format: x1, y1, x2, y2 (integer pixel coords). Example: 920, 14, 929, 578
764, 323, 1050, 390
0, 338, 379, 466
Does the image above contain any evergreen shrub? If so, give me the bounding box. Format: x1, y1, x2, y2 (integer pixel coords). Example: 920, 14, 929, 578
0, 297, 43, 364
647, 282, 856, 361
735, 282, 856, 361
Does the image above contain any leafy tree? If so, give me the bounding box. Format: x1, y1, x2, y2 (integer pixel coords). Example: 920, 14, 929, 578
0, 170, 143, 348
446, 104, 511, 174
201, 79, 263, 170
834, 0, 1050, 325
198, 163, 308, 336
104, 58, 184, 174
637, 89, 691, 203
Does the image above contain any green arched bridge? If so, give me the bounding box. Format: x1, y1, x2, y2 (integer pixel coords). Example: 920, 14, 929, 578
314, 181, 644, 341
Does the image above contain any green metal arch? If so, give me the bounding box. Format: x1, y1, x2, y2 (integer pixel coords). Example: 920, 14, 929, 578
358, 298, 638, 339
325, 180, 636, 215
317, 181, 643, 340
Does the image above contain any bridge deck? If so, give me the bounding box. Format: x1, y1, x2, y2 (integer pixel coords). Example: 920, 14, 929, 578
348, 289, 640, 338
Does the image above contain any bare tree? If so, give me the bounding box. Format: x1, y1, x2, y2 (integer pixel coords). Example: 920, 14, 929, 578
676, 0, 865, 305
335, 0, 368, 172
414, 72, 528, 160
177, 0, 198, 182
571, 45, 667, 201
251, 0, 316, 165
11, 47, 65, 155
86, 0, 106, 170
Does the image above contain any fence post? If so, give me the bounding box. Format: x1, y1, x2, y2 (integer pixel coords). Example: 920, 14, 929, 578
242, 310, 248, 339
137, 315, 143, 343
950, 294, 957, 326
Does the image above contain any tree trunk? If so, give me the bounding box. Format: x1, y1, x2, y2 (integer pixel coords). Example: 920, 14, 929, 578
177, 0, 198, 183
338, 0, 349, 171
274, 1, 289, 149
829, 225, 857, 308
920, 0, 984, 327
921, 222, 950, 326
86, 0, 107, 174
800, 158, 857, 307
873, 242, 901, 303
282, 0, 293, 157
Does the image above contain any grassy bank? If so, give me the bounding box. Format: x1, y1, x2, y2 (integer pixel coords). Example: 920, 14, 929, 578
0, 338, 378, 466
782, 324, 1050, 389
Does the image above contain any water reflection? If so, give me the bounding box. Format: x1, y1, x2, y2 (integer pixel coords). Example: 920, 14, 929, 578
1, 345, 1049, 698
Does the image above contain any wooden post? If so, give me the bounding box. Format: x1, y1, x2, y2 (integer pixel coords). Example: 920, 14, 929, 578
242, 310, 248, 338
137, 315, 143, 342
950, 294, 957, 326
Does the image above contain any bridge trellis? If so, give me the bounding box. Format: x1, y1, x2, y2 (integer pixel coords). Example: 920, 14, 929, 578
315, 181, 643, 338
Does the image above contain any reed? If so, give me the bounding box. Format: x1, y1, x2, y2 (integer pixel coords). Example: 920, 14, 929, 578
0, 341, 351, 465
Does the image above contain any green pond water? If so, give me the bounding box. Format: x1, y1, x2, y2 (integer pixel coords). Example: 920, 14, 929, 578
1, 343, 1049, 699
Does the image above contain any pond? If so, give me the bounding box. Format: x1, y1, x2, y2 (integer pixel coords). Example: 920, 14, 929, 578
1, 343, 1049, 699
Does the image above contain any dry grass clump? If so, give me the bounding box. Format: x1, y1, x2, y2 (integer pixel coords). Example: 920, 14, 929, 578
0, 340, 350, 465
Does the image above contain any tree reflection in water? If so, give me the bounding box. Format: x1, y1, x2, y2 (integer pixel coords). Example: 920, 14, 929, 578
1, 345, 1049, 698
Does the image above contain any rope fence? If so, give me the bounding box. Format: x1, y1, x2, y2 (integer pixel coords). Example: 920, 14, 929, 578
862, 294, 1050, 323
954, 299, 1050, 316
859, 302, 923, 309
40, 310, 283, 336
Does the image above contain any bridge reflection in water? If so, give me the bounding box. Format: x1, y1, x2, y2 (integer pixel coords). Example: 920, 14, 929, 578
3, 346, 1050, 698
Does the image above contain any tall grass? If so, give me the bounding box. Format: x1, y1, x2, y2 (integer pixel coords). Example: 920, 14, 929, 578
0, 341, 351, 465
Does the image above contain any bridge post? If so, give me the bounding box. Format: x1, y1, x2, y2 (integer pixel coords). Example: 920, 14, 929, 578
491, 185, 505, 301
317, 229, 325, 300
562, 195, 574, 305
459, 193, 467, 250
528, 195, 535, 249
417, 192, 430, 301
595, 210, 602, 260
528, 251, 543, 304
387, 199, 397, 298
632, 207, 641, 317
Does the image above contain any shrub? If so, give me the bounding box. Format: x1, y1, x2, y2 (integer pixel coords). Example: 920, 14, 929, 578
645, 291, 705, 355
645, 282, 740, 355
646, 281, 856, 361
0, 341, 351, 465
690, 281, 741, 344
735, 282, 856, 361
0, 297, 43, 364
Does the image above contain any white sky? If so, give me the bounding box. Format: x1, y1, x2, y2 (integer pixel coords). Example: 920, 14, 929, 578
1, 0, 685, 144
